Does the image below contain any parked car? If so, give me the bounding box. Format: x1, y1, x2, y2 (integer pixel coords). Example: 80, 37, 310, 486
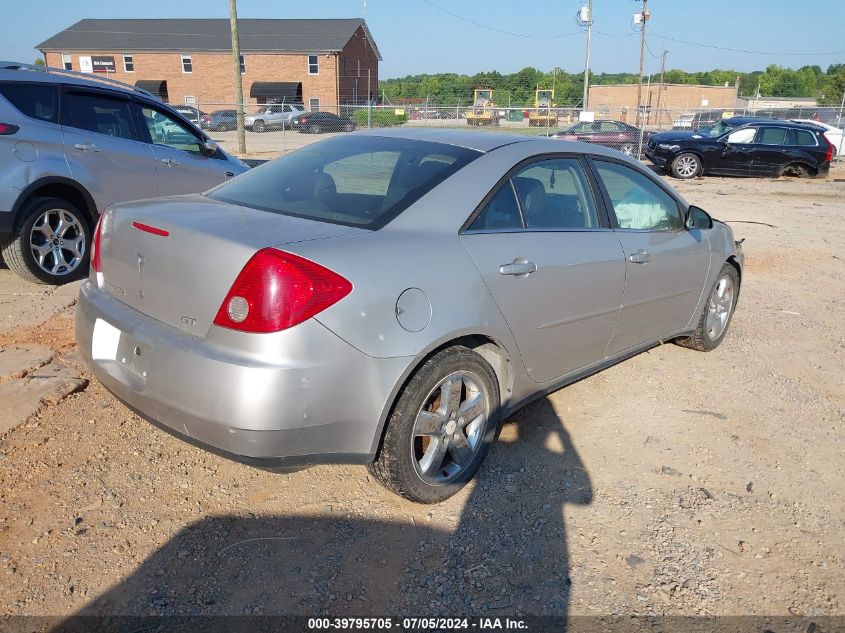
206, 109, 238, 132
77, 129, 743, 503
173, 105, 207, 129
754, 106, 840, 125
689, 109, 732, 129
290, 111, 356, 133
790, 119, 844, 157
646, 117, 834, 179
672, 113, 695, 129
548, 120, 649, 157
244, 102, 305, 133
0, 62, 248, 284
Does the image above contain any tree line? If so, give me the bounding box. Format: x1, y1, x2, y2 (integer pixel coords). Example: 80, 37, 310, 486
379, 64, 845, 107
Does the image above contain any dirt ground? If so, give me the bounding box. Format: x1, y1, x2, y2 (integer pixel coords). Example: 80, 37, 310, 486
0, 166, 843, 622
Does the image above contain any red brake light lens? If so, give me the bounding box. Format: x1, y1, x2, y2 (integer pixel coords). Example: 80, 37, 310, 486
90, 214, 104, 273
213, 249, 352, 333
0, 123, 19, 135
823, 134, 834, 162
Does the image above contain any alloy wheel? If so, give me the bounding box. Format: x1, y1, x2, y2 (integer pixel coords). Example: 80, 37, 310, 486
676, 155, 699, 178
411, 371, 489, 485
621, 143, 636, 156
705, 275, 735, 340
29, 208, 86, 276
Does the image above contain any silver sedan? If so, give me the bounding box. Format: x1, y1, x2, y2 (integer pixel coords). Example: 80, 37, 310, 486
76, 129, 743, 503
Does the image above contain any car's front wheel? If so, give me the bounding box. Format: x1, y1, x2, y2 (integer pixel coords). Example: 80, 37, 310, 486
253, 120, 266, 133
620, 143, 636, 157
675, 263, 739, 351
216, 123, 229, 132
0, 197, 92, 285
671, 152, 701, 179
369, 347, 500, 503
310, 125, 321, 134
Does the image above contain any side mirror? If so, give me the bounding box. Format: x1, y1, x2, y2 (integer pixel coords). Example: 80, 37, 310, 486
686, 205, 713, 230
201, 139, 218, 157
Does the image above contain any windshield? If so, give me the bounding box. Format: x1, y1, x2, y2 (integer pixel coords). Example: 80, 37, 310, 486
695, 120, 734, 138
208, 136, 481, 229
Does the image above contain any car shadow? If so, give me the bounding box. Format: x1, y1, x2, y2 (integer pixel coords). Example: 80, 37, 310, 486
48, 397, 591, 629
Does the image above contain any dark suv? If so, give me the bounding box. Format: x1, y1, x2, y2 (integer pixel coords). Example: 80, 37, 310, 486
646, 117, 834, 179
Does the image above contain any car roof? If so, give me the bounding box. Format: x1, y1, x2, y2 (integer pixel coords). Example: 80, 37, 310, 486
0, 62, 152, 98
354, 127, 633, 158
726, 116, 823, 130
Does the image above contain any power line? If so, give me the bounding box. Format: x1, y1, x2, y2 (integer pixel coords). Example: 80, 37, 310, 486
419, 0, 581, 39
650, 32, 845, 56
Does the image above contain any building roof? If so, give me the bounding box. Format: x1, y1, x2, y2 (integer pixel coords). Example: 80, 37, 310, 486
36, 18, 382, 60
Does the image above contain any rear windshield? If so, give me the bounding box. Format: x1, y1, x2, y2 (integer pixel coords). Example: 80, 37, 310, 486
208, 135, 480, 229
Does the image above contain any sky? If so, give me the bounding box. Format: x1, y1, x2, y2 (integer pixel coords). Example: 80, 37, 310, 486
4, 0, 844, 79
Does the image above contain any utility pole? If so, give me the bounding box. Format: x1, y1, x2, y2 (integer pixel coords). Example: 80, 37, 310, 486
655, 50, 667, 129
580, 1, 593, 110
635, 0, 649, 126
229, 0, 246, 154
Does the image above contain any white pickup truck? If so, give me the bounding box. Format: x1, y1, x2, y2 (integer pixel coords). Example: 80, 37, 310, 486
244, 103, 306, 132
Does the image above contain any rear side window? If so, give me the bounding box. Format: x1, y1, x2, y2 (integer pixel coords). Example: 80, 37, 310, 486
757, 127, 789, 145
513, 158, 600, 229
209, 136, 480, 229
0, 82, 59, 123
468, 184, 522, 231
64, 92, 136, 141
793, 129, 818, 146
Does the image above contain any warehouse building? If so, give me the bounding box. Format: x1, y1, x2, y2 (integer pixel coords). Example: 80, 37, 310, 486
36, 18, 381, 110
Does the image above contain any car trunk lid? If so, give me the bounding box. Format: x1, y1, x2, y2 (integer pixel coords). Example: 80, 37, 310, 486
97, 194, 364, 336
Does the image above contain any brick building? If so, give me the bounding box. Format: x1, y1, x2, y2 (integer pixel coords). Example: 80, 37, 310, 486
37, 18, 381, 111
588, 83, 740, 125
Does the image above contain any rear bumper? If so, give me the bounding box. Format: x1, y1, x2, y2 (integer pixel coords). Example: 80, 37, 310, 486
76, 281, 411, 467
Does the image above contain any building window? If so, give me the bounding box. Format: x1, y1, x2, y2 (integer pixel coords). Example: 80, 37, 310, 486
123, 54, 134, 72
61, 54, 72, 70
309, 97, 320, 112
357, 59, 361, 78
308, 54, 319, 75
181, 53, 192, 74
239, 54, 245, 74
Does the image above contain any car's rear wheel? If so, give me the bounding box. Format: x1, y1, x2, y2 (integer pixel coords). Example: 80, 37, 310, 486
780, 163, 811, 178
620, 143, 636, 157
216, 123, 229, 132
310, 125, 321, 134
344, 122, 354, 132
0, 197, 92, 285
675, 263, 739, 351
671, 153, 701, 179
369, 347, 500, 503
253, 120, 266, 133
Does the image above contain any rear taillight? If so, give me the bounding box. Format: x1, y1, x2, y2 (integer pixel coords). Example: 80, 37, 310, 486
213, 248, 352, 333
300, 117, 307, 124
823, 134, 834, 162
0, 123, 19, 135
90, 214, 104, 273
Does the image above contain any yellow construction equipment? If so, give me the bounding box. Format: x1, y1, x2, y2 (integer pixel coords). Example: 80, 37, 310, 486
528, 89, 558, 127
466, 89, 497, 126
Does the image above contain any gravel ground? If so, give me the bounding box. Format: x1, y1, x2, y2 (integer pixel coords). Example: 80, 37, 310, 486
0, 167, 843, 621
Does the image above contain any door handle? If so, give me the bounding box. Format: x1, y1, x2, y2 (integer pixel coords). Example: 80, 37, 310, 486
160, 158, 180, 167
73, 143, 100, 152
499, 258, 537, 276
225, 170, 236, 178
628, 250, 651, 264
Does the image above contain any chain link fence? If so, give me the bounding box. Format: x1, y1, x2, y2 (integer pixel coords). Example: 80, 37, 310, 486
192, 100, 845, 161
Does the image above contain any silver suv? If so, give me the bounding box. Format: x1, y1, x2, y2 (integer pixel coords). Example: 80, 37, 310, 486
244, 103, 305, 133
0, 62, 248, 284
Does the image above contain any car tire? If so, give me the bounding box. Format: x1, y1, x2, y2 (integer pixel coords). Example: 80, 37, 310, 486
253, 120, 266, 133
368, 346, 500, 504
620, 143, 637, 157
310, 125, 321, 134
217, 123, 229, 132
674, 263, 739, 352
779, 163, 811, 178
0, 197, 92, 285
344, 123, 354, 132
671, 152, 701, 179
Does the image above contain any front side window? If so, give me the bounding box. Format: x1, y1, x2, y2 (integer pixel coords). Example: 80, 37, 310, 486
513, 158, 600, 229
209, 136, 480, 229
181, 53, 192, 74
64, 91, 136, 140
594, 160, 682, 231
727, 128, 756, 144
308, 54, 319, 75
139, 106, 202, 153
756, 127, 789, 145
61, 54, 72, 70
123, 54, 134, 72
0, 82, 59, 124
